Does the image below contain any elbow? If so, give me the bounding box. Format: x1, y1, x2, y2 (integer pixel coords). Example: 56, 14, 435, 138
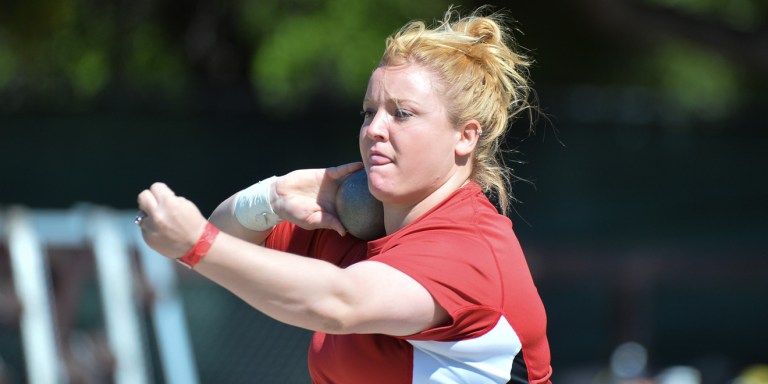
319, 316, 347, 334
307, 298, 362, 335
314, 306, 357, 335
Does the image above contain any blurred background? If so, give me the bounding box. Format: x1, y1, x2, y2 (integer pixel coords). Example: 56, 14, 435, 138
1, 0, 767, 383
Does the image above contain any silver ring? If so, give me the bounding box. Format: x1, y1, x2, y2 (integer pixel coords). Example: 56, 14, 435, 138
134, 211, 147, 225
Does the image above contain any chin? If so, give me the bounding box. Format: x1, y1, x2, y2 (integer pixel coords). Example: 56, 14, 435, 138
366, 172, 396, 203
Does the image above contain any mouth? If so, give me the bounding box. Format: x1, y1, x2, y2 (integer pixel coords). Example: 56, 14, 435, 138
367, 149, 391, 166
369, 155, 391, 166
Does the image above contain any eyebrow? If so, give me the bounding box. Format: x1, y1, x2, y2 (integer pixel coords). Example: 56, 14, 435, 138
363, 97, 420, 107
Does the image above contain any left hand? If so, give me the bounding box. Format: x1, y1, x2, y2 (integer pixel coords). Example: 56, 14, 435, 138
271, 162, 363, 236
137, 182, 208, 259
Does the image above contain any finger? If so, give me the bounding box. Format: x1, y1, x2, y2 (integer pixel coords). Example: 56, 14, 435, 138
304, 210, 347, 237
331, 220, 347, 238
327, 162, 364, 181
322, 214, 348, 237
149, 182, 177, 205
137, 189, 159, 214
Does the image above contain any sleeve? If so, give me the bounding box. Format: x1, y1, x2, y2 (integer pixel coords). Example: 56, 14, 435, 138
265, 222, 368, 268
369, 226, 505, 341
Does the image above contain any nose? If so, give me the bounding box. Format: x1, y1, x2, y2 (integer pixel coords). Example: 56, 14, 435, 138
363, 110, 388, 141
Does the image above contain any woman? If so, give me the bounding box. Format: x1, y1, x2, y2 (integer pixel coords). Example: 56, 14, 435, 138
137, 8, 552, 384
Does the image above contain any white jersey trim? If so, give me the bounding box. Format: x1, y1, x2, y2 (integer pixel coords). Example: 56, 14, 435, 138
408, 315, 522, 383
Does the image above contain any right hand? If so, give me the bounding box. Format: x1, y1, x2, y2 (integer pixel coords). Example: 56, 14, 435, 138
272, 162, 363, 236
137, 182, 209, 259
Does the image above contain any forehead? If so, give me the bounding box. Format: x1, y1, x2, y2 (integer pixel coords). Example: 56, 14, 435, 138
365, 64, 442, 103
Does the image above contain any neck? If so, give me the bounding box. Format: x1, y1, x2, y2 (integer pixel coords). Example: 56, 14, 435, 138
382, 173, 471, 235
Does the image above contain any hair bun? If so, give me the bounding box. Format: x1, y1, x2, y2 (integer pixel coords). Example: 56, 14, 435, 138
466, 18, 502, 46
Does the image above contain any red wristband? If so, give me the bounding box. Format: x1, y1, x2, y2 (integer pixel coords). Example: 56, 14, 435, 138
176, 222, 220, 269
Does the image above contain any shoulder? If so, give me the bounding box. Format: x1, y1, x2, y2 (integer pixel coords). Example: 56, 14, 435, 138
383, 182, 514, 249
429, 182, 511, 228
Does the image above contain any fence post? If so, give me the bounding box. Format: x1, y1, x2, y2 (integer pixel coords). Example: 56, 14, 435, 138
86, 208, 149, 384
130, 216, 200, 384
5, 207, 64, 384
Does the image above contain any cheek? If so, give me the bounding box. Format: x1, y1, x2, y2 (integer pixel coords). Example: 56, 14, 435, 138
406, 131, 453, 160
358, 127, 364, 148
358, 128, 368, 162
358, 123, 366, 138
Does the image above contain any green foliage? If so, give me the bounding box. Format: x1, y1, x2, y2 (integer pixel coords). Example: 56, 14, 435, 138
0, 0, 190, 109
0, 0, 455, 111
627, 0, 758, 121
0, 36, 16, 89
125, 24, 188, 96
0, 0, 762, 121
0, 0, 116, 106
66, 49, 109, 98
651, 43, 742, 121
239, 0, 453, 111
643, 0, 765, 31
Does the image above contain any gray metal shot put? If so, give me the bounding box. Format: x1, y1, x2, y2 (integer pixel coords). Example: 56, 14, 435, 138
336, 169, 385, 240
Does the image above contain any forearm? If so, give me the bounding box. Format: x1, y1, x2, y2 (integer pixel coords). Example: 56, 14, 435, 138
193, 232, 356, 334
209, 163, 364, 244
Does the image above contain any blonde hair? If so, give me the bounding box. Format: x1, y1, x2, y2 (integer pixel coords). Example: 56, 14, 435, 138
380, 8, 533, 215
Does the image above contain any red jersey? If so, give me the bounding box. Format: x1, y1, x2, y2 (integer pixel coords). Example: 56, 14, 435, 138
266, 182, 552, 383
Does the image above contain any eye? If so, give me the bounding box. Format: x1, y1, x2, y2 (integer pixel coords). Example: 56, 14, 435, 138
360, 109, 374, 121
394, 108, 413, 121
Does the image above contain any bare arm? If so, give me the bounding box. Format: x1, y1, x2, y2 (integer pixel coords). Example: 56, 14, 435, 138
194, 233, 447, 335
136, 165, 448, 336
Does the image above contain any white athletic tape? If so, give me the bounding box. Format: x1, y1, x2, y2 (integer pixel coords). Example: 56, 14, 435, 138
233, 176, 283, 231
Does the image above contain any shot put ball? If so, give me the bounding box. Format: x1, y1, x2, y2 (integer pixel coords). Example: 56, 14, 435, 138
336, 169, 385, 240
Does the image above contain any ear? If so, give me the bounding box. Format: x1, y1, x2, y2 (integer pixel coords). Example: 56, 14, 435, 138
455, 119, 482, 157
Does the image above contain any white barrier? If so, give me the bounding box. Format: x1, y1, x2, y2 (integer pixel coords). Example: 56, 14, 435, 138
5, 207, 63, 384
0, 206, 199, 384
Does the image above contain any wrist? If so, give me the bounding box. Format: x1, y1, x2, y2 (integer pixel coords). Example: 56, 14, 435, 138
177, 222, 220, 269
233, 176, 283, 231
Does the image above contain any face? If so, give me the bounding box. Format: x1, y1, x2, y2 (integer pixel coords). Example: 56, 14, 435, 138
359, 64, 462, 207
